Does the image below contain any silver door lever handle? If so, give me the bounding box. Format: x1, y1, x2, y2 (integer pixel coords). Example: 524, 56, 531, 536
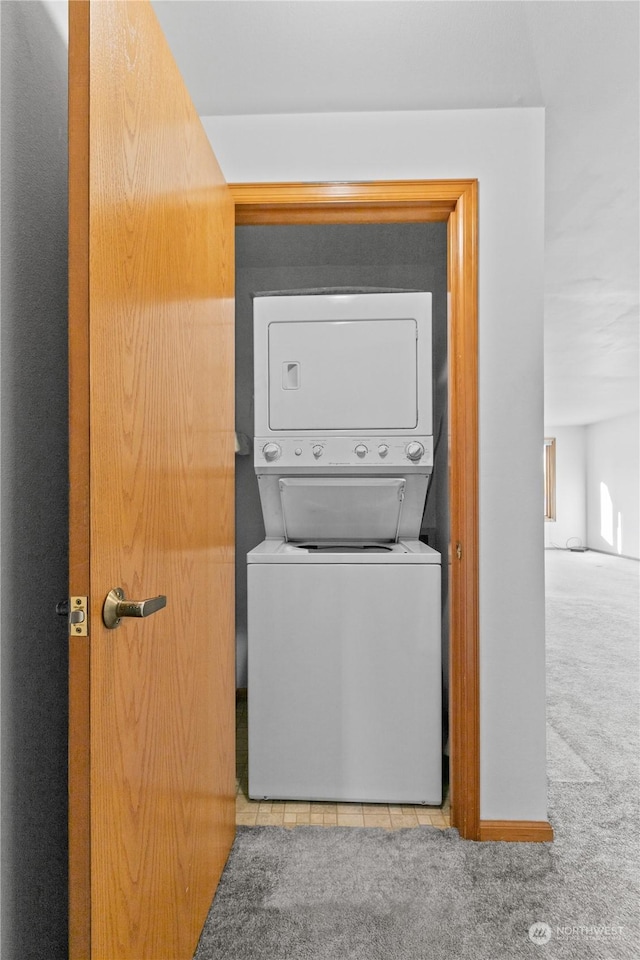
103, 587, 167, 629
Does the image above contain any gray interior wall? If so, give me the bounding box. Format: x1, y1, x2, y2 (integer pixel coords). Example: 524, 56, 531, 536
1, 3, 69, 957
235, 223, 448, 703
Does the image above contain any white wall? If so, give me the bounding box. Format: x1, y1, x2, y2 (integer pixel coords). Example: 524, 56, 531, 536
586, 411, 640, 559
204, 108, 547, 823
544, 425, 587, 549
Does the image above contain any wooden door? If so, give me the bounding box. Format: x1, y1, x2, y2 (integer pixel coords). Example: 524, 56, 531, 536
68, 2, 235, 957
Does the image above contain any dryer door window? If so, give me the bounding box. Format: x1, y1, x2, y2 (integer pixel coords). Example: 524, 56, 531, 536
268, 318, 418, 431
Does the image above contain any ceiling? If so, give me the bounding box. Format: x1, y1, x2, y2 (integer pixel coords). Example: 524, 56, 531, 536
48, 0, 636, 426
149, 0, 638, 427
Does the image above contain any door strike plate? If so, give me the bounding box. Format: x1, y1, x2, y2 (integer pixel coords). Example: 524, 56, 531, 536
69, 596, 88, 636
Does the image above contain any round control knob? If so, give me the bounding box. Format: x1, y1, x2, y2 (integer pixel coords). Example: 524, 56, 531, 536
378, 444, 389, 458
294, 447, 303, 457
312, 444, 324, 459
355, 443, 368, 458
406, 441, 425, 462
262, 442, 281, 462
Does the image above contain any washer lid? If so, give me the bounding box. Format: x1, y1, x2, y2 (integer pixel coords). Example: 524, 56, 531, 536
279, 477, 405, 542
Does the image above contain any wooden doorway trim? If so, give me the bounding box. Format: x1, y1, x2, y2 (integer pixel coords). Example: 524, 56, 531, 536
230, 180, 479, 840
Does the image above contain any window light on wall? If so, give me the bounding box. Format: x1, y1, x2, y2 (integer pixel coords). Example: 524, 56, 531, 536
544, 438, 556, 521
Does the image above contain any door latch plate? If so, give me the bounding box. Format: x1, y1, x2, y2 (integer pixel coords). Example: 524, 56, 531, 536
62, 596, 88, 636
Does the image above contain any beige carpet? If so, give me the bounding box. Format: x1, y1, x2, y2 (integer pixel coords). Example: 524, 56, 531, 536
194, 551, 639, 960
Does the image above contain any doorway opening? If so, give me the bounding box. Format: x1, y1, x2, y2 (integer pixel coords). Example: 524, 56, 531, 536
234, 222, 450, 826
231, 180, 479, 839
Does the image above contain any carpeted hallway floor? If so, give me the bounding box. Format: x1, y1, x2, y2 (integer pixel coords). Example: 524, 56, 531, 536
194, 550, 639, 960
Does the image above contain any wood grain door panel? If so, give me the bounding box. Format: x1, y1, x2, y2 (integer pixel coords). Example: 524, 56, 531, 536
69, 2, 235, 957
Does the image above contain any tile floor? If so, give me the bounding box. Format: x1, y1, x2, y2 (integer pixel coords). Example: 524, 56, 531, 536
236, 692, 450, 830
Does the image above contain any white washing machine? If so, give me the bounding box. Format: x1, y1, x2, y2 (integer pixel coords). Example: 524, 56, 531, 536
248, 291, 442, 805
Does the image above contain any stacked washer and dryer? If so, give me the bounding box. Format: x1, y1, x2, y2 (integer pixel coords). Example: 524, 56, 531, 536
247, 291, 442, 806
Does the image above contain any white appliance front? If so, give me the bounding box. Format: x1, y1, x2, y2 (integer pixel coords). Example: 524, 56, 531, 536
248, 288, 441, 806
248, 549, 442, 804
269, 318, 418, 431
254, 291, 432, 439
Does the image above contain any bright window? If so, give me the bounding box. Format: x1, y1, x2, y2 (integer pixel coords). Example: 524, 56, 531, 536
544, 438, 556, 521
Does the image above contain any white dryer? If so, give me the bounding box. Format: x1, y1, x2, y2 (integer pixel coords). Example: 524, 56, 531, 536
248, 291, 442, 805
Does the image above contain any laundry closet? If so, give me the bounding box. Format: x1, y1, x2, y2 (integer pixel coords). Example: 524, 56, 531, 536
234, 223, 449, 802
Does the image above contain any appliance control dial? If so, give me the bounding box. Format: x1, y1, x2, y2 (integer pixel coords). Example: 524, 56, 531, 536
406, 441, 425, 461
355, 443, 368, 458
262, 442, 281, 462
378, 444, 389, 458
312, 444, 324, 459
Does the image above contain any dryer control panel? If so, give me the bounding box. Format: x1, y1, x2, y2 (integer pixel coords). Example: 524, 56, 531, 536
254, 435, 434, 472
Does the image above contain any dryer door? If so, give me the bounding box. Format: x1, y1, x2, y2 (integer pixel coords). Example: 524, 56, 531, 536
268, 318, 418, 431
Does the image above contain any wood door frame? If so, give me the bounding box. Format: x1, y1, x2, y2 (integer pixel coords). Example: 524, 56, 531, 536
230, 180, 480, 840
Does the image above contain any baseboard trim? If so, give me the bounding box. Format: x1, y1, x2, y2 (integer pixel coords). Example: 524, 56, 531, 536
587, 548, 640, 562
546, 546, 640, 563
479, 820, 554, 842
